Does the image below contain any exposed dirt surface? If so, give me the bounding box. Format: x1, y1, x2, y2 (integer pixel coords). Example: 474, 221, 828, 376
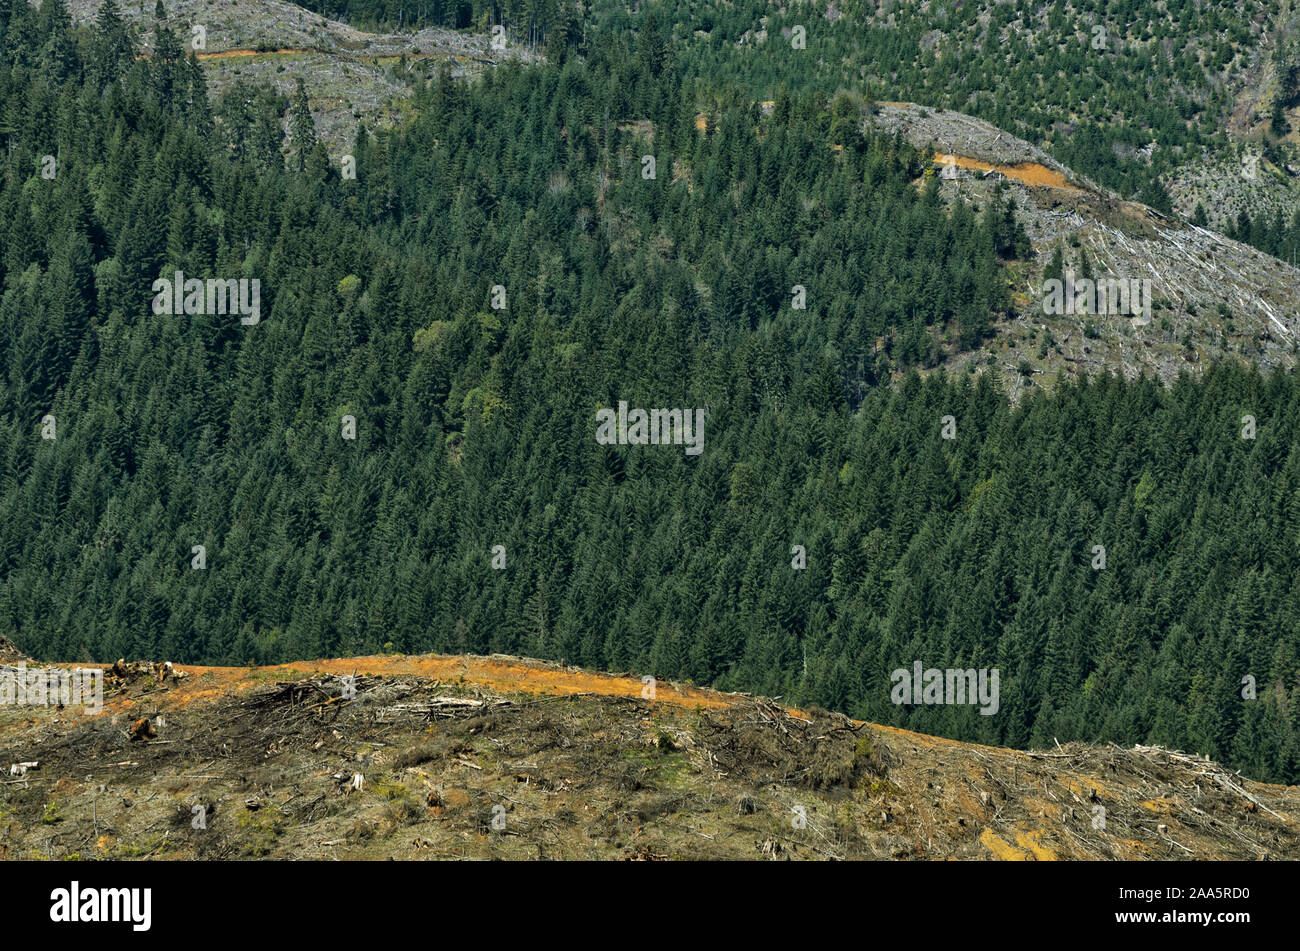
57, 0, 539, 154
1, 654, 1295, 860
865, 102, 1300, 399
933, 153, 1082, 192
872, 101, 1094, 189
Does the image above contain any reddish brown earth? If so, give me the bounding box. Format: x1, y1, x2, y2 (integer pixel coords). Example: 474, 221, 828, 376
0, 653, 1296, 860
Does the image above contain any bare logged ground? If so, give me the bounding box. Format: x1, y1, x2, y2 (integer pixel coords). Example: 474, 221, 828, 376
872, 102, 1094, 189
0, 654, 1296, 860
200, 50, 415, 153
52, 0, 538, 154
865, 102, 1300, 399
62, 0, 494, 58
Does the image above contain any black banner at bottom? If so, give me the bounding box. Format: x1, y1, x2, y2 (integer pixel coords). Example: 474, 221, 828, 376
0, 859, 1280, 940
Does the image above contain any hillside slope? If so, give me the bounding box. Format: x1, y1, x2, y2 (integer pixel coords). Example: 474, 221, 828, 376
50, 0, 1300, 394
55, 0, 537, 150
638, 0, 1300, 228
1, 654, 1295, 860
866, 102, 1300, 395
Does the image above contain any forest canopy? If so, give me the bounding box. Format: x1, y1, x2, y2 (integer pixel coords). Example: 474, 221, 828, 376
1, 1, 1298, 784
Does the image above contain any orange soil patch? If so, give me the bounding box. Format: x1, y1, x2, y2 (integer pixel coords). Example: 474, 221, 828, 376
1062, 776, 1116, 800
93, 654, 741, 717
934, 153, 1082, 191
1117, 838, 1156, 858
1014, 829, 1058, 861
979, 827, 1058, 860
1025, 797, 1061, 820
979, 827, 1029, 860
1140, 798, 1175, 813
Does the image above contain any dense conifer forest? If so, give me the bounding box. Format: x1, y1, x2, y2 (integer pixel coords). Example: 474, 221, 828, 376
296, 0, 1300, 264
2, 0, 1299, 784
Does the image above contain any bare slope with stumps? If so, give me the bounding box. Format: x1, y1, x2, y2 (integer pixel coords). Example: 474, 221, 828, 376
1, 653, 1295, 860
53, 0, 537, 153
866, 102, 1300, 399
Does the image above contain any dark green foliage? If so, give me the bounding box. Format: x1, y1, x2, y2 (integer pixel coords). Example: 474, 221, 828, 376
1227, 206, 1300, 266
290, 79, 318, 173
